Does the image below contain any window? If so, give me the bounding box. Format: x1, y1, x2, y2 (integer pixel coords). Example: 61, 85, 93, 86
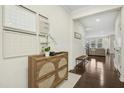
91, 40, 96, 48
97, 39, 102, 48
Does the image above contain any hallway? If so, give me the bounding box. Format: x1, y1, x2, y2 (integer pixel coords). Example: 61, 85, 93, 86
73, 55, 124, 88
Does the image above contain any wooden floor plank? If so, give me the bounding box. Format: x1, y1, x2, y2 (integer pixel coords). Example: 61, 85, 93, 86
71, 55, 124, 88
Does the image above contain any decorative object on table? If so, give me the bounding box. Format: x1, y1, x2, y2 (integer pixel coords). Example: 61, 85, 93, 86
49, 51, 56, 56
44, 46, 50, 57
74, 32, 81, 39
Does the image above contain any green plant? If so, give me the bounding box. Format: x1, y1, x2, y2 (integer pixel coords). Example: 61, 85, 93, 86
44, 46, 50, 52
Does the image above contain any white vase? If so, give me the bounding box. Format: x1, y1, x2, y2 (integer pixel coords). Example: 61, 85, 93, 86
45, 52, 49, 57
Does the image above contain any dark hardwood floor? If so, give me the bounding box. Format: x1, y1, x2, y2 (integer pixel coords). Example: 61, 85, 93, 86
71, 55, 124, 88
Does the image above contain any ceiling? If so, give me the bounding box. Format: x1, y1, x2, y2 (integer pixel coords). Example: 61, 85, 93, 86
63, 5, 120, 38
78, 10, 120, 38
62, 5, 91, 13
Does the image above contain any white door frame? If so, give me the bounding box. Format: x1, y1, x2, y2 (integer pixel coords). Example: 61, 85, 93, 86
70, 5, 124, 82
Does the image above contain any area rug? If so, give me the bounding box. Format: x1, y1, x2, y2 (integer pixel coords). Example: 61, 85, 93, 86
57, 72, 81, 88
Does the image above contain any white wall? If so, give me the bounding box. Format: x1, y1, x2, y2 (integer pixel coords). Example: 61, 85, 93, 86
24, 5, 71, 52
120, 6, 124, 82
114, 13, 121, 72
0, 5, 71, 87
71, 20, 86, 68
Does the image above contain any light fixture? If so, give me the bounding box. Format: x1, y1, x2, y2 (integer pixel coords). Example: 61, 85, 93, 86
96, 18, 100, 22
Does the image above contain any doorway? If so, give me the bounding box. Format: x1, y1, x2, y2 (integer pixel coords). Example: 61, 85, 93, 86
71, 7, 124, 87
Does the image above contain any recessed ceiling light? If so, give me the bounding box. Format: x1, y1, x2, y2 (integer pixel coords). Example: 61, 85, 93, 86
96, 18, 100, 22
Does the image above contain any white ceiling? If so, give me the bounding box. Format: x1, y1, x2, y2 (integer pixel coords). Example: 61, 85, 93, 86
63, 5, 120, 38
63, 5, 90, 12
78, 10, 119, 38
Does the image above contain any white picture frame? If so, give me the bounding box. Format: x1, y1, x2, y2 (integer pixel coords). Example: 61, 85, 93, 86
3, 5, 37, 34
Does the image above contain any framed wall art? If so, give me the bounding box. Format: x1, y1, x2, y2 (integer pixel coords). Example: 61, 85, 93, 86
74, 32, 81, 39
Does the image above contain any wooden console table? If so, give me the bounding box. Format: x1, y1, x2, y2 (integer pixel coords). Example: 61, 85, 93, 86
28, 52, 68, 88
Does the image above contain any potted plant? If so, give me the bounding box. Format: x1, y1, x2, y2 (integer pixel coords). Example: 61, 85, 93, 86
44, 46, 50, 57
